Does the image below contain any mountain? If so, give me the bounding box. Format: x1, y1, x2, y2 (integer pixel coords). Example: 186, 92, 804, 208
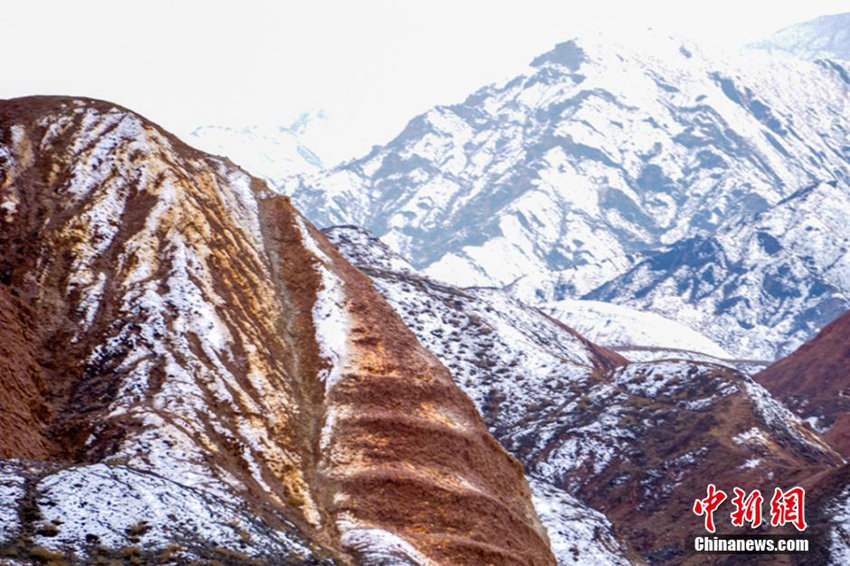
184, 111, 332, 183
325, 225, 850, 564
541, 298, 735, 365
756, 310, 850, 457
3, 95, 850, 565
323, 227, 638, 565
0, 96, 556, 566
752, 12, 850, 62
287, 32, 850, 362
587, 180, 850, 361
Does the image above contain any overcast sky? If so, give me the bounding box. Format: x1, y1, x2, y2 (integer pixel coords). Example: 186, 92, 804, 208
4, 1, 850, 160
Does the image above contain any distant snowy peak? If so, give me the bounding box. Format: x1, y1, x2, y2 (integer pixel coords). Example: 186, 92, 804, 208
752, 12, 850, 62
542, 299, 733, 363
291, 29, 849, 362
184, 110, 332, 183
589, 180, 850, 361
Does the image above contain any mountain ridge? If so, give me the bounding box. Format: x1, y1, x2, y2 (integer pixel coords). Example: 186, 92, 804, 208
751, 12, 850, 62
0, 95, 556, 566
287, 31, 850, 362
325, 224, 850, 564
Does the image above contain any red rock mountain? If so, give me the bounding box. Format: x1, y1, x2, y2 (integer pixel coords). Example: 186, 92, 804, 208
0, 96, 555, 566
756, 310, 850, 457
325, 225, 850, 566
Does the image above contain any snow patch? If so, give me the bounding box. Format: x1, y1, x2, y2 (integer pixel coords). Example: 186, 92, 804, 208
33, 464, 308, 557
828, 486, 850, 565
530, 477, 631, 566
295, 217, 350, 389
339, 523, 433, 566
0, 465, 25, 544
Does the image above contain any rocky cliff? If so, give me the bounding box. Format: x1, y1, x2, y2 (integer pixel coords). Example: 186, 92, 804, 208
0, 96, 555, 566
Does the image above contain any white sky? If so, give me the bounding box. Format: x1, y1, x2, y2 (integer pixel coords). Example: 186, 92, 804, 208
4, 0, 850, 160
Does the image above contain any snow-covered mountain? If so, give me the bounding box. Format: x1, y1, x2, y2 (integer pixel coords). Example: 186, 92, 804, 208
588, 179, 850, 361
325, 225, 850, 564
4, 96, 850, 565
542, 298, 735, 365
184, 110, 332, 183
0, 97, 557, 566
752, 12, 850, 62
288, 31, 850, 361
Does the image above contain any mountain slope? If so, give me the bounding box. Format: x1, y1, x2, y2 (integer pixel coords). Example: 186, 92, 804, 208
288, 32, 850, 361
541, 298, 735, 365
588, 180, 850, 361
756, 310, 850, 457
0, 96, 555, 566
752, 12, 850, 62
324, 226, 637, 566
325, 225, 847, 564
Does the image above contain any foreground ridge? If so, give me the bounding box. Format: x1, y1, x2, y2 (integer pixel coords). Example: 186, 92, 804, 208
0, 96, 555, 566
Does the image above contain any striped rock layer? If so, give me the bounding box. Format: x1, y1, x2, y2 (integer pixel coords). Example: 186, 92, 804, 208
0, 96, 554, 566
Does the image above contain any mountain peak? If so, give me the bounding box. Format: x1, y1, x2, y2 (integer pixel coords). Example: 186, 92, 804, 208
752, 12, 850, 61
0, 95, 556, 565
530, 40, 588, 70
289, 28, 849, 361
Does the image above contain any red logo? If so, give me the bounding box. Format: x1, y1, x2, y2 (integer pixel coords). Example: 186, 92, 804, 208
730, 487, 764, 528
769, 487, 808, 532
693, 485, 807, 532
693, 484, 727, 533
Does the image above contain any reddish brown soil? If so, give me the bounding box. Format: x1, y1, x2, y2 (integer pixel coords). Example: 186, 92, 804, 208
756, 311, 850, 456
0, 286, 51, 458
0, 95, 556, 566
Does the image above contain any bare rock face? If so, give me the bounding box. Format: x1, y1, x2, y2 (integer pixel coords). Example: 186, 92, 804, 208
756, 311, 850, 457
0, 96, 555, 566
0, 286, 52, 459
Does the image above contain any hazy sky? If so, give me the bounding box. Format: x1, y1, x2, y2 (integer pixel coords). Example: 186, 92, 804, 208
4, 1, 850, 160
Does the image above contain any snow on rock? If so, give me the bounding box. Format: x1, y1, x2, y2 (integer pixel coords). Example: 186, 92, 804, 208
291, 29, 850, 363
296, 217, 351, 389
543, 299, 734, 364
828, 485, 850, 565
324, 225, 417, 274
529, 478, 633, 566
339, 524, 435, 566
0, 464, 25, 544
32, 464, 309, 557
743, 380, 841, 460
